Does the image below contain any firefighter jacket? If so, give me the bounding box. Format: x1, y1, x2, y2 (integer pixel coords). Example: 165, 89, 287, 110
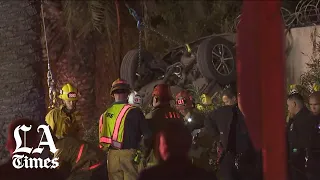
144, 105, 184, 167
54, 137, 106, 177
99, 102, 151, 151
45, 105, 84, 139
145, 105, 184, 134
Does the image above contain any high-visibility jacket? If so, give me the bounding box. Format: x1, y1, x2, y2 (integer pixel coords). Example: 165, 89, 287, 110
45, 105, 84, 139
99, 103, 134, 150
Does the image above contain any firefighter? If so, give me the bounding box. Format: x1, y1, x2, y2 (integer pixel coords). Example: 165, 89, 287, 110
145, 83, 184, 167
175, 90, 203, 130
45, 83, 84, 139
145, 84, 184, 130
137, 120, 218, 180
99, 78, 151, 180
54, 136, 107, 180
175, 90, 218, 172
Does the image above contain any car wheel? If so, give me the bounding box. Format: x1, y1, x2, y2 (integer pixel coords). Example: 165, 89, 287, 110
197, 37, 236, 85
120, 49, 154, 90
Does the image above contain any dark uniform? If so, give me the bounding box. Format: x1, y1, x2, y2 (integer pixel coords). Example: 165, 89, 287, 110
183, 110, 205, 131
137, 158, 217, 180
54, 137, 107, 180
184, 110, 219, 172
138, 117, 218, 180
205, 105, 261, 180
145, 105, 184, 166
146, 105, 184, 133
174, 90, 219, 172
145, 84, 185, 167
287, 107, 316, 180
307, 115, 320, 180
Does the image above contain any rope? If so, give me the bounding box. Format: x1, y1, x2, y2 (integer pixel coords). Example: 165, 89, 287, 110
40, 0, 56, 109
115, 0, 123, 65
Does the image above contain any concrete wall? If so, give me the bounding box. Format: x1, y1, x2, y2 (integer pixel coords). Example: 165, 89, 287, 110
286, 26, 320, 84
220, 26, 319, 85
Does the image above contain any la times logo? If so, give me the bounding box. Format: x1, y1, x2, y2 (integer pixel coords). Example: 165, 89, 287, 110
12, 124, 59, 169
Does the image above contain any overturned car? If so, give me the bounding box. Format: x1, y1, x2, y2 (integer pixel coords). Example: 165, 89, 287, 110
120, 34, 237, 108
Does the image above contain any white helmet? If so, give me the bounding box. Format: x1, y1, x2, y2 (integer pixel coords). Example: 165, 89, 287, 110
128, 91, 142, 106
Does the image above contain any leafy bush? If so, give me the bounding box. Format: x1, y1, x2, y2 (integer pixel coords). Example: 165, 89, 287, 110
300, 27, 320, 94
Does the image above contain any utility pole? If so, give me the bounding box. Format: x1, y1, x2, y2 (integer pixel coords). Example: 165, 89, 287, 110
237, 1, 287, 180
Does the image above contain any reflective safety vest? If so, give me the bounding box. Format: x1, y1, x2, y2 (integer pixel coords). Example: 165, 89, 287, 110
99, 103, 133, 150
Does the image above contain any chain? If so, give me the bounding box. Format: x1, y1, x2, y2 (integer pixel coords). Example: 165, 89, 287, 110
41, 0, 56, 109
125, 3, 183, 65
138, 30, 142, 68
142, 22, 182, 46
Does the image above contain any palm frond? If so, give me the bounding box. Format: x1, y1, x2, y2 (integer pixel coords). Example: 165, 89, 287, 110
103, 0, 117, 30
88, 0, 116, 33
61, 0, 116, 40
62, 0, 87, 39
87, 0, 107, 33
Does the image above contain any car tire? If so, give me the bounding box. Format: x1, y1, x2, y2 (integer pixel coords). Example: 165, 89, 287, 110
197, 37, 236, 85
120, 49, 154, 89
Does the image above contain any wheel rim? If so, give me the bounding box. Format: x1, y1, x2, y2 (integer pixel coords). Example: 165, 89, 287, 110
211, 44, 234, 76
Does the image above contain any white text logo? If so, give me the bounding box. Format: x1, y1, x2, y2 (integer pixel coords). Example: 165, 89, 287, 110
12, 124, 59, 169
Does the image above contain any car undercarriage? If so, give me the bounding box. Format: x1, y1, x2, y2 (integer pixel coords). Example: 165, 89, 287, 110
120, 34, 237, 108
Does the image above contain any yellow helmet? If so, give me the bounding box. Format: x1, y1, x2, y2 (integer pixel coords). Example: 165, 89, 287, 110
289, 84, 299, 94
313, 83, 320, 92
58, 83, 78, 101
200, 94, 212, 105
196, 104, 205, 111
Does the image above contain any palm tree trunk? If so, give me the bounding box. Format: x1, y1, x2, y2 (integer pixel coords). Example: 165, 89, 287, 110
55, 38, 96, 128
0, 1, 45, 163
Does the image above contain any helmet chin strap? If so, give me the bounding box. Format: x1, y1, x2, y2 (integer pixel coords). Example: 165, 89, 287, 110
62, 106, 76, 115
115, 99, 128, 103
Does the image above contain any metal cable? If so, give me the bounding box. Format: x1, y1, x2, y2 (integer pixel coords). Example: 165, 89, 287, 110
41, 0, 56, 108
138, 29, 142, 68
41, 0, 52, 82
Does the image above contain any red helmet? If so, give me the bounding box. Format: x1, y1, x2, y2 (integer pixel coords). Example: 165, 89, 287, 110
175, 90, 193, 110
152, 84, 173, 101
110, 78, 130, 95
